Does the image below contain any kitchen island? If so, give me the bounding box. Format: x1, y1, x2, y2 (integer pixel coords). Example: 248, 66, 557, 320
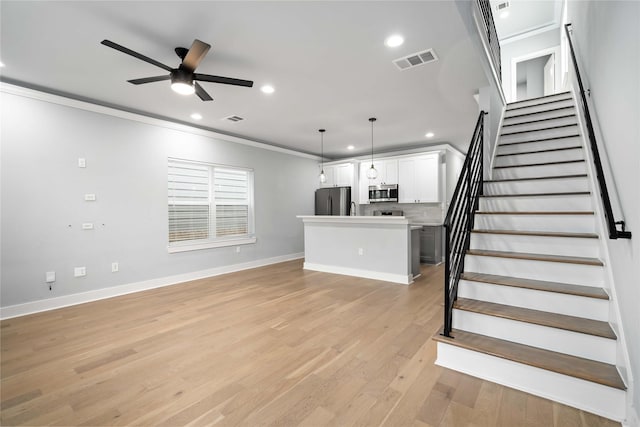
297, 215, 420, 285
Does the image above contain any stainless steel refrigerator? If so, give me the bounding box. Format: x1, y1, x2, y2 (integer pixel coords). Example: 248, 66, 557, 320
315, 187, 351, 215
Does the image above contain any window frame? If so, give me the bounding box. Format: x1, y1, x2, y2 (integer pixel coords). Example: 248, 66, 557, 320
167, 158, 256, 253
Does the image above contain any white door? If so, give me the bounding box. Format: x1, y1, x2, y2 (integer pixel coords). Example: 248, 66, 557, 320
543, 54, 555, 96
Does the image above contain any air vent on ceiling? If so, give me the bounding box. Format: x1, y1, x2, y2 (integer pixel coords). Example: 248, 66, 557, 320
392, 48, 439, 71
224, 115, 244, 122
497, 1, 510, 11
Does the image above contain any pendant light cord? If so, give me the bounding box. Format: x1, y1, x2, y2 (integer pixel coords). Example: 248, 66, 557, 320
319, 129, 325, 171
369, 117, 376, 166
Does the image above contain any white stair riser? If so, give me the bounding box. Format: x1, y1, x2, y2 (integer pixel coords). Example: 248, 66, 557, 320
494, 148, 583, 167
501, 116, 578, 134
503, 107, 576, 125
506, 97, 574, 115
470, 232, 600, 258
484, 177, 590, 194
497, 136, 583, 155
479, 195, 593, 212
457, 279, 609, 320
435, 343, 626, 421
464, 255, 604, 286
492, 162, 587, 180
452, 309, 616, 364
500, 125, 580, 145
474, 214, 596, 233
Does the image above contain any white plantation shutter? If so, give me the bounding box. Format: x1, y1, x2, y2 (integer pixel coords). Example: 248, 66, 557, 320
168, 162, 210, 242
214, 168, 250, 237
168, 159, 254, 249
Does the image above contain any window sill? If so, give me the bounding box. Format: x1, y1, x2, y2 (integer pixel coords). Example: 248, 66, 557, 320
168, 236, 257, 253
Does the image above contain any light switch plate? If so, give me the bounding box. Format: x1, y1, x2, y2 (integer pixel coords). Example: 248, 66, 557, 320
84, 194, 96, 201
46, 271, 56, 283
78, 158, 86, 168
74, 267, 86, 277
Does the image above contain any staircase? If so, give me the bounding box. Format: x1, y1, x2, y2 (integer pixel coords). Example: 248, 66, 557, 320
433, 92, 627, 421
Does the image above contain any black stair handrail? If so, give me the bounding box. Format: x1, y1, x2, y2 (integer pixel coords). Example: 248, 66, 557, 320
565, 23, 631, 239
442, 111, 485, 337
477, 0, 501, 82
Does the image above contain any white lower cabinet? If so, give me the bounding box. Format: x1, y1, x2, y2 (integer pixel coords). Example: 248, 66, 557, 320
398, 154, 440, 203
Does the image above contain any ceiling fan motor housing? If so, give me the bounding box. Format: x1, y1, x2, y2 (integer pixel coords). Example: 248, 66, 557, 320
171, 68, 194, 86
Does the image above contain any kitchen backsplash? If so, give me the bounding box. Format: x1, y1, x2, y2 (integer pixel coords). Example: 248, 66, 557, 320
360, 202, 444, 224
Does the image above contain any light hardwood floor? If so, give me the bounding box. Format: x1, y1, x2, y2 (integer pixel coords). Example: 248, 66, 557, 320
1, 260, 619, 426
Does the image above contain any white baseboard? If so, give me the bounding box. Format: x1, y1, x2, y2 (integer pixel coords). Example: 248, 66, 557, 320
303, 262, 412, 285
624, 404, 640, 427
0, 253, 304, 320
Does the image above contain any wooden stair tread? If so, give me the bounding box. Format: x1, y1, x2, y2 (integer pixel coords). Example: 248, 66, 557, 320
461, 272, 608, 300
476, 211, 594, 215
506, 92, 571, 107
498, 134, 580, 147
471, 229, 599, 239
466, 249, 603, 266
480, 191, 590, 198
454, 298, 615, 339
502, 114, 576, 127
501, 123, 578, 137
494, 159, 585, 169
506, 96, 573, 112
433, 329, 625, 390
485, 174, 587, 183
496, 146, 583, 157
504, 105, 575, 120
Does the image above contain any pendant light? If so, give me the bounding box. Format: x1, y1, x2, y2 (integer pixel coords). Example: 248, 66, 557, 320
366, 117, 378, 179
319, 129, 327, 183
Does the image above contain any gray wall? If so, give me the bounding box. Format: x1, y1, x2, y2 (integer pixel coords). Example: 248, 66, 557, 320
1, 91, 318, 308
567, 0, 640, 419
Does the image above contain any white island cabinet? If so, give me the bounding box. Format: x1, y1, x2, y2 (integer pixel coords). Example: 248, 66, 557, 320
297, 215, 416, 285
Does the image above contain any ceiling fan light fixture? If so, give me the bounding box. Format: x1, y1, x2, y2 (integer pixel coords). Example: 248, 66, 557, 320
171, 68, 195, 95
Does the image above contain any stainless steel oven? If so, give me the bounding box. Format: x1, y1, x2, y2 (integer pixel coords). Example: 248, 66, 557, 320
368, 184, 398, 203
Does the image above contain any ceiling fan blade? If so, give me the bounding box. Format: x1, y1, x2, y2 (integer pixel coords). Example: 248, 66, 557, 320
127, 75, 171, 85
182, 39, 211, 72
101, 40, 173, 72
194, 82, 213, 101
194, 74, 254, 87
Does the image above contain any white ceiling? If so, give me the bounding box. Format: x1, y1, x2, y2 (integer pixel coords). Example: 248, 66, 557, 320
491, 0, 563, 42
0, 1, 489, 159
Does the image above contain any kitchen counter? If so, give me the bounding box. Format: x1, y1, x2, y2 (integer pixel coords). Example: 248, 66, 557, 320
297, 215, 415, 285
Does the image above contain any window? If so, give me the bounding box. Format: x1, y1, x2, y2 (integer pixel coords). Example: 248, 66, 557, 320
168, 159, 255, 252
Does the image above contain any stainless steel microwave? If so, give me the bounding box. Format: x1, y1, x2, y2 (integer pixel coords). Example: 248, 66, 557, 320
368, 184, 398, 203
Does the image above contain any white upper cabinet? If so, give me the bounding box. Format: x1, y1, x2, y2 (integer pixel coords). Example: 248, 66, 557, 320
398, 153, 440, 203
319, 162, 354, 188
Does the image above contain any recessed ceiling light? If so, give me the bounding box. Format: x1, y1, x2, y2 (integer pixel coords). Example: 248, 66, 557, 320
385, 34, 404, 48
500, 10, 510, 18
347, 145, 355, 150
190, 113, 202, 120
425, 132, 435, 138
260, 85, 275, 94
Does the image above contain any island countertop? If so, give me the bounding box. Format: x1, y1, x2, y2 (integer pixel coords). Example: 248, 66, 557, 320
297, 215, 410, 225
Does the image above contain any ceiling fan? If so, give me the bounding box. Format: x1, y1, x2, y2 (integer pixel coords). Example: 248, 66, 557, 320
101, 39, 254, 101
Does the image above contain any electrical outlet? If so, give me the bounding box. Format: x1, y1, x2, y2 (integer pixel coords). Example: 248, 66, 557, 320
235, 246, 241, 253
111, 262, 119, 273
358, 248, 364, 256
84, 194, 96, 201
78, 158, 86, 168
74, 267, 86, 277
